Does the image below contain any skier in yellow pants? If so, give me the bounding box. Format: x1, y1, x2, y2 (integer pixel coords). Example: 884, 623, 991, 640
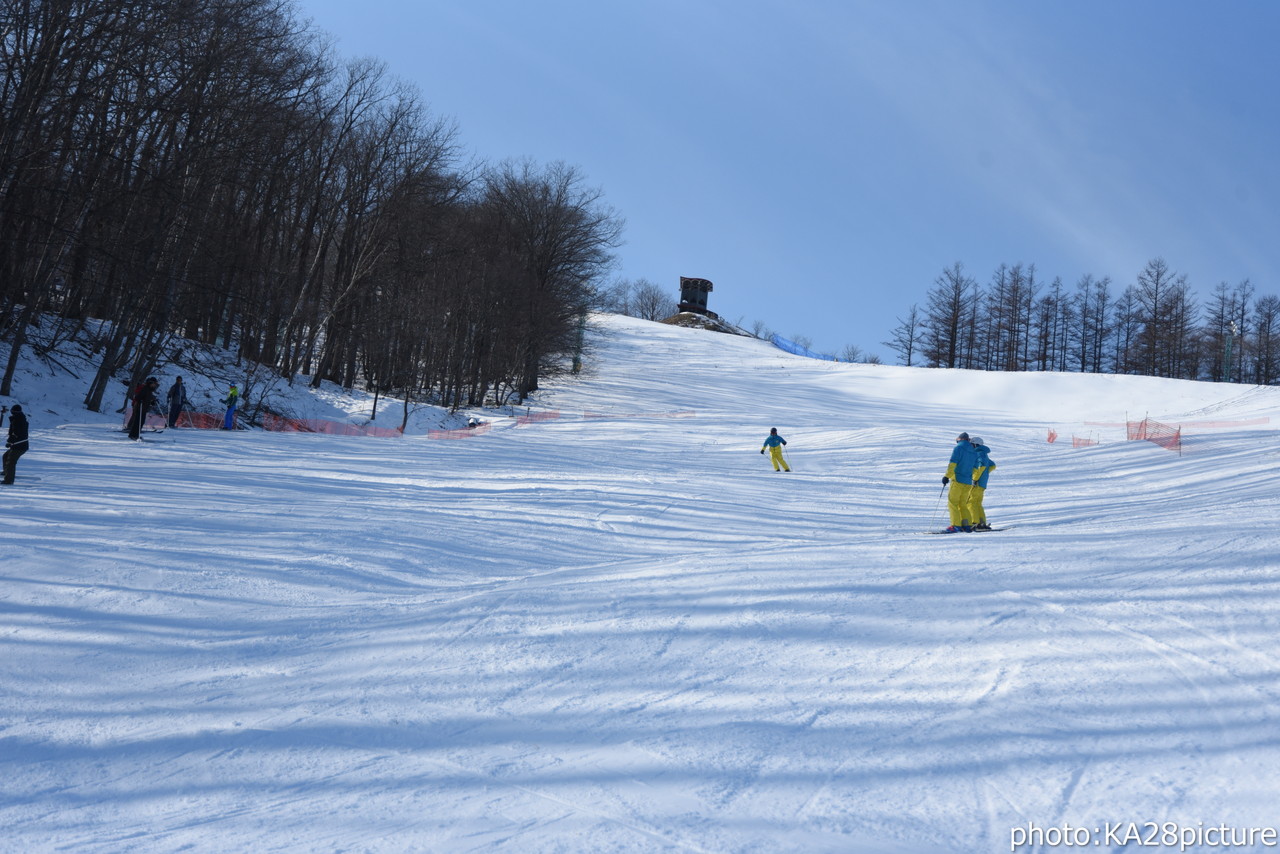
942, 431, 979, 532
761, 428, 791, 471
969, 436, 996, 530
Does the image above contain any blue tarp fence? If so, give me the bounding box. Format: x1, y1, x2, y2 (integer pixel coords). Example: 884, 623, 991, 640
770, 334, 839, 362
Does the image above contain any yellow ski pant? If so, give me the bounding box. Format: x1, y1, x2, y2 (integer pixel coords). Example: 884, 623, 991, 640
768, 445, 790, 471
969, 484, 987, 525
947, 481, 973, 526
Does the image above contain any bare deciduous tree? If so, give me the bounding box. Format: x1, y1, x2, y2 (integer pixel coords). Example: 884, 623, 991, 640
884, 304, 921, 367
922, 262, 975, 368
629, 279, 677, 321
1, 2, 625, 413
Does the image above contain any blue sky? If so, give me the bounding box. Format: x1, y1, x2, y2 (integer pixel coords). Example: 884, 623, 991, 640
296, 0, 1280, 361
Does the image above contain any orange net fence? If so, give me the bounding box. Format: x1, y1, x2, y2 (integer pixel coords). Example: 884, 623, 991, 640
516, 410, 561, 426
428, 424, 493, 440
175, 412, 222, 429
1127, 417, 1182, 453
156, 405, 699, 438
260, 413, 403, 437
165, 408, 490, 438
1054, 413, 1269, 452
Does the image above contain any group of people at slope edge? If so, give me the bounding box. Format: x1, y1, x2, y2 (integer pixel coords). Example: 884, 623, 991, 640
124, 376, 240, 440
942, 432, 996, 533
3, 378, 238, 485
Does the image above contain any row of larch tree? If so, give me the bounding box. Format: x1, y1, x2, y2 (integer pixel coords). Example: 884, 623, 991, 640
885, 258, 1275, 384
0, 0, 622, 420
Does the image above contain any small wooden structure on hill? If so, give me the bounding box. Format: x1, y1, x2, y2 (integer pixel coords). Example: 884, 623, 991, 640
678, 276, 716, 318
662, 276, 747, 336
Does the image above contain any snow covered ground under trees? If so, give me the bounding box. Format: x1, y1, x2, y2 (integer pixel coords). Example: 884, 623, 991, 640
4, 314, 1280, 853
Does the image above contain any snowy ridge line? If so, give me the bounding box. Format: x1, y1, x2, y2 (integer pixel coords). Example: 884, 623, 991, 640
582, 410, 696, 420
1081, 417, 1270, 429
1180, 416, 1271, 428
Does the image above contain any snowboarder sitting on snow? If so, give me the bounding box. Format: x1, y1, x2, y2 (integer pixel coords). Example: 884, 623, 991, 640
128, 377, 161, 440
970, 436, 996, 531
760, 428, 791, 472
3, 404, 29, 485
941, 431, 979, 532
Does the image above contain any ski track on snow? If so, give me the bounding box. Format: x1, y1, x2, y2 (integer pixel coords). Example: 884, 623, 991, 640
5, 315, 1280, 852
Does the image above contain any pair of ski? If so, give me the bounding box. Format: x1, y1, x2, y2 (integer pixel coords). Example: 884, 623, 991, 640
121, 427, 166, 439
924, 526, 1012, 535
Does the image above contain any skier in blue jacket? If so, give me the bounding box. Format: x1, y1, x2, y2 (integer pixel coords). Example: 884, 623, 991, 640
760, 428, 790, 472
941, 431, 979, 532
970, 437, 996, 531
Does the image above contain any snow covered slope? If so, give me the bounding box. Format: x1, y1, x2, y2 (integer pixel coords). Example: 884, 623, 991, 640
3, 314, 1279, 853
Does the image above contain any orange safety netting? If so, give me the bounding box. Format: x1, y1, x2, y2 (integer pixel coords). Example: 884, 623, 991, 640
1127, 417, 1182, 453
1071, 436, 1098, 448
175, 412, 222, 429
429, 424, 493, 440
516, 410, 560, 426
261, 413, 403, 437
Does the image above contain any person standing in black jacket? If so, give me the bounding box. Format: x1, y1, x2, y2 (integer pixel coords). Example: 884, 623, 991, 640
3, 404, 29, 484
166, 376, 189, 428
128, 377, 160, 440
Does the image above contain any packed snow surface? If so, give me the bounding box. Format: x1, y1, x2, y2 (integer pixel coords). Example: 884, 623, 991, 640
4, 314, 1280, 853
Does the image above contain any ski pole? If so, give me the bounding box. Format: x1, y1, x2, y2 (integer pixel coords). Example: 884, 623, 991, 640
931, 481, 947, 530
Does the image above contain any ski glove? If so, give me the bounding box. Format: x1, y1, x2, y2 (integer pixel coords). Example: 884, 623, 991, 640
941, 476, 949, 485
760, 449, 765, 454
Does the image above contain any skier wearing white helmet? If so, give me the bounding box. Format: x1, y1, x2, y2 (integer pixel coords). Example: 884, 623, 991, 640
969, 436, 996, 531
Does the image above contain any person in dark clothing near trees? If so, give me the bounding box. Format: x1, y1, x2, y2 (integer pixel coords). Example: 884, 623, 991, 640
166, 377, 189, 428
128, 377, 161, 440
3, 404, 29, 484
